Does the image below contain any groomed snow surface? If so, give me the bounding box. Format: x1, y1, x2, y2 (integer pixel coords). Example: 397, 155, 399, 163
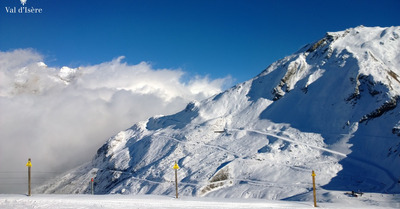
1, 192, 399, 209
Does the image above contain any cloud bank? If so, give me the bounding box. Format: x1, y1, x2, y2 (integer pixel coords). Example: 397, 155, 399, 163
0, 49, 232, 193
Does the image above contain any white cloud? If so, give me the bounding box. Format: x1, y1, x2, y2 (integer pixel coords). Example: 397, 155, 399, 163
0, 49, 233, 193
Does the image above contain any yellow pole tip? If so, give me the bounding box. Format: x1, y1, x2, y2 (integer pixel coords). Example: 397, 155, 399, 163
173, 163, 180, 170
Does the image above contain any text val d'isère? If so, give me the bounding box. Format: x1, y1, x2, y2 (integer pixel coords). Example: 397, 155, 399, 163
5, 6, 43, 14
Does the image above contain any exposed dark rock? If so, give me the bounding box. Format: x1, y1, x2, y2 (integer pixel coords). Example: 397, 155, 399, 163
359, 96, 399, 123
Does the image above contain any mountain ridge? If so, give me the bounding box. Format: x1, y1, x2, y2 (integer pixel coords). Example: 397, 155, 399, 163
36, 26, 400, 200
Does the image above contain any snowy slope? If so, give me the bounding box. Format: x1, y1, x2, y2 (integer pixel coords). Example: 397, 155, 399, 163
1, 193, 400, 209
36, 26, 400, 201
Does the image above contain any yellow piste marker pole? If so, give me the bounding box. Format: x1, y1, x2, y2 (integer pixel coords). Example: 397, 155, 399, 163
26, 158, 32, 196
312, 170, 317, 207
173, 161, 180, 199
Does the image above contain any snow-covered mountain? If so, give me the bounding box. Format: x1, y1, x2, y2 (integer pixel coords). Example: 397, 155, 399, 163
36, 26, 400, 200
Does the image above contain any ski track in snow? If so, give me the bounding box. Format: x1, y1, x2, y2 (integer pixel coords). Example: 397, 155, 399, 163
81, 124, 399, 196
157, 134, 241, 158
243, 129, 347, 157
102, 132, 315, 189
104, 169, 307, 191
238, 129, 399, 192
155, 128, 398, 192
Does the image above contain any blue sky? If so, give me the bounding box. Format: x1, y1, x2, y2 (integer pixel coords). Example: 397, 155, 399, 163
1, 0, 399, 84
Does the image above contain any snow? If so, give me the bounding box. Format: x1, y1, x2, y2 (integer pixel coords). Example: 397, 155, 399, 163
58, 66, 78, 83
0, 193, 399, 209
34, 26, 400, 206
